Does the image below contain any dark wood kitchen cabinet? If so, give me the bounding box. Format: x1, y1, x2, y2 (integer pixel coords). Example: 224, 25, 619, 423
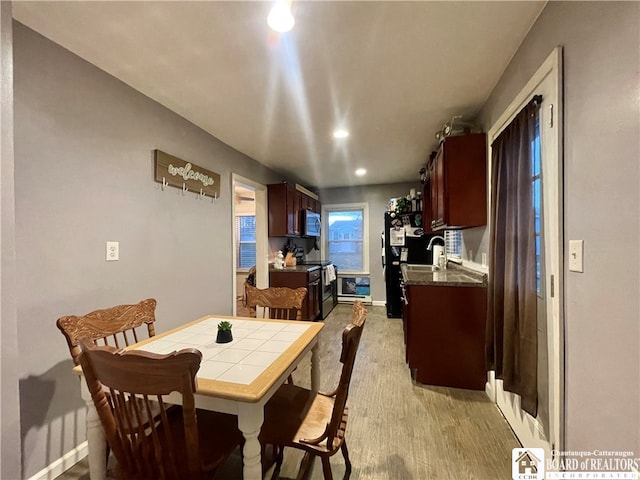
428, 133, 487, 230
299, 191, 319, 213
268, 183, 321, 237
270, 267, 320, 321
268, 183, 301, 237
404, 283, 487, 390
421, 151, 437, 233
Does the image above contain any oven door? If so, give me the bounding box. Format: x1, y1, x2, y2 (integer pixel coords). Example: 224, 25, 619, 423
320, 266, 337, 319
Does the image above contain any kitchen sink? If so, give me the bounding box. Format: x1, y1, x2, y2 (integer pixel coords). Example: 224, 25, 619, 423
404, 264, 439, 272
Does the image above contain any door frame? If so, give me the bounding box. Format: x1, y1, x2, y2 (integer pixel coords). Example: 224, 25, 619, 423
231, 174, 268, 316
485, 47, 564, 455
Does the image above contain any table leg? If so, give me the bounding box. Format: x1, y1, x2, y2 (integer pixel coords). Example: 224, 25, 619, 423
310, 339, 321, 392
85, 397, 107, 480
237, 403, 264, 480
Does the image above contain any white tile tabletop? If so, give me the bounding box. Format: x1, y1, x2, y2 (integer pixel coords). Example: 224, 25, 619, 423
138, 316, 313, 385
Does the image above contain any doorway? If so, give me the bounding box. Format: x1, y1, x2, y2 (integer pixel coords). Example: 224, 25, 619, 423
486, 47, 564, 457
231, 174, 268, 316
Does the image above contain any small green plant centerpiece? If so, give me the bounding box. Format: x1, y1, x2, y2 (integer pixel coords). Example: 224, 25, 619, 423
216, 320, 233, 344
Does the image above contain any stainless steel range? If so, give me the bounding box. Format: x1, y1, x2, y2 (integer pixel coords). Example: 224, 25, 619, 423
298, 260, 338, 319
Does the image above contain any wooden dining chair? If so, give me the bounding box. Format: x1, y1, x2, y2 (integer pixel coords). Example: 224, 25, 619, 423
57, 299, 161, 470
245, 283, 308, 385
57, 298, 157, 366
78, 338, 243, 480
260, 301, 368, 480
245, 284, 307, 321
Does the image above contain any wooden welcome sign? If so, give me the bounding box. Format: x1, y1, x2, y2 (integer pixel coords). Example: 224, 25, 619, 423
154, 150, 221, 198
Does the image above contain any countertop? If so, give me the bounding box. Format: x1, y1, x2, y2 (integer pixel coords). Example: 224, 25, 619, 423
269, 264, 321, 273
401, 263, 487, 287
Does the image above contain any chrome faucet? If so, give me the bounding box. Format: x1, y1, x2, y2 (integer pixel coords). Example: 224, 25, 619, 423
427, 235, 447, 269
426, 236, 445, 250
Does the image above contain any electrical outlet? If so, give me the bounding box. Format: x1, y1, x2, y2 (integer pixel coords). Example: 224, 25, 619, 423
482, 253, 487, 267
106, 241, 119, 261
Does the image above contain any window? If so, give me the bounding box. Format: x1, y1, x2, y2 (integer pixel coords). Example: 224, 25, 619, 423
323, 203, 369, 274
236, 215, 256, 270
444, 230, 462, 259
532, 117, 542, 295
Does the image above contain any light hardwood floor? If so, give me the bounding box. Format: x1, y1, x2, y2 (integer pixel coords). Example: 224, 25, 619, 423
56, 304, 519, 480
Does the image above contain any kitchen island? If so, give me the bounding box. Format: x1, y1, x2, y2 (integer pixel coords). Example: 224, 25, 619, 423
401, 263, 487, 390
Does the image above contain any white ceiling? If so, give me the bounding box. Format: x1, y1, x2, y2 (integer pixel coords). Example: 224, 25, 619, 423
13, 1, 546, 189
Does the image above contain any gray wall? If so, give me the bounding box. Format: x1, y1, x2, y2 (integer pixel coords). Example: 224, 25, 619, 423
13, 22, 283, 478
318, 182, 420, 303
473, 1, 639, 452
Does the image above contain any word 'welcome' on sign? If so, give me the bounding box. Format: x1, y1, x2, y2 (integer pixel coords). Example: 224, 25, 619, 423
154, 150, 220, 198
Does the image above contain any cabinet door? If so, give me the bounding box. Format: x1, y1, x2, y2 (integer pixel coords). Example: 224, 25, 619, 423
290, 190, 302, 236
432, 147, 446, 229
268, 184, 288, 237
406, 284, 487, 390
428, 134, 487, 230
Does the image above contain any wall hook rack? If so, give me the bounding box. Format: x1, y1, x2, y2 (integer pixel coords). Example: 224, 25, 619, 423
154, 150, 220, 201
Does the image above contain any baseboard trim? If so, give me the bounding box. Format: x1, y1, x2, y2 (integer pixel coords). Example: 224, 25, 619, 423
338, 295, 372, 304
28, 442, 88, 480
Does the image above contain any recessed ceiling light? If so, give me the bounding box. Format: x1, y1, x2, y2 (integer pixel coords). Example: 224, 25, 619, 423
355, 168, 367, 176
267, 2, 295, 33
333, 129, 349, 139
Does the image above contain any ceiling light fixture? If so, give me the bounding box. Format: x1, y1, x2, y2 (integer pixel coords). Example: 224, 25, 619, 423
333, 129, 349, 139
267, 1, 295, 33
355, 168, 367, 176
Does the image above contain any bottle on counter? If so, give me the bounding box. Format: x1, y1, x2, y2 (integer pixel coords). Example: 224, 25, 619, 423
438, 253, 447, 270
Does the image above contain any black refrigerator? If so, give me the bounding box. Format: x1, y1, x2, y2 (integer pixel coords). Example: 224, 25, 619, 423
383, 211, 437, 318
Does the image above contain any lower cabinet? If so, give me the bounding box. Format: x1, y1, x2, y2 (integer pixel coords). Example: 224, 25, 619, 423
404, 283, 487, 390
269, 268, 320, 321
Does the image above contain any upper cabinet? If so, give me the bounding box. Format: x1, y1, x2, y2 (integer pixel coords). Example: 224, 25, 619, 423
424, 133, 487, 231
268, 183, 320, 237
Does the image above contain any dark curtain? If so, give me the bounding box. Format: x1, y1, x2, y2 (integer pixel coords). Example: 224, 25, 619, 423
486, 98, 541, 417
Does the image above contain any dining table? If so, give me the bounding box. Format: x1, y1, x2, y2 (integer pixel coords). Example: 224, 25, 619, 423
75, 314, 324, 480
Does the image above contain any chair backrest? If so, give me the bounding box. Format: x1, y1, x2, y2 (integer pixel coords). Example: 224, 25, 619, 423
57, 298, 157, 365
245, 284, 307, 320
78, 338, 203, 480
327, 301, 367, 446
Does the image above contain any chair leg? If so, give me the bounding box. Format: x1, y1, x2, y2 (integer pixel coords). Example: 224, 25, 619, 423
341, 440, 352, 474
296, 452, 314, 480
320, 456, 334, 480
270, 445, 284, 480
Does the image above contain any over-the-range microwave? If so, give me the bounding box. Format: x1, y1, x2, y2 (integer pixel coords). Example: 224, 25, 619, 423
303, 210, 321, 237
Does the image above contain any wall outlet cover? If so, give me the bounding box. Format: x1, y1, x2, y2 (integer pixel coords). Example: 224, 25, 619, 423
106, 241, 119, 261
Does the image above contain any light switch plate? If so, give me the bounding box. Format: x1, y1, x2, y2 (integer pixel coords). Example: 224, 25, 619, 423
106, 241, 119, 261
569, 240, 583, 272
